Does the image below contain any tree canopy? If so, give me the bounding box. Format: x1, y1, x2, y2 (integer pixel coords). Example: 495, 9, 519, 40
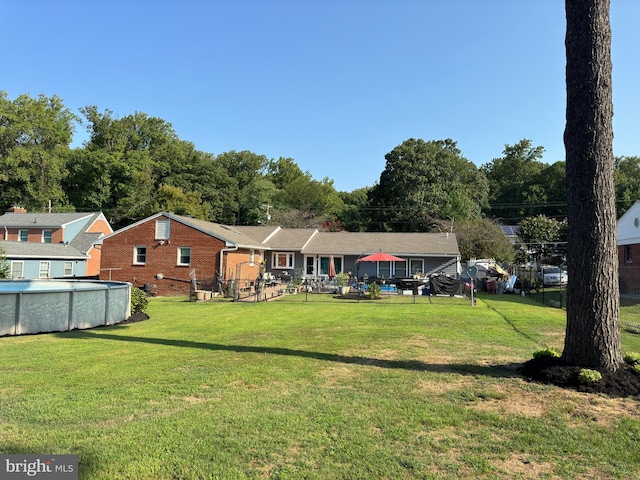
0, 89, 638, 257
368, 138, 488, 232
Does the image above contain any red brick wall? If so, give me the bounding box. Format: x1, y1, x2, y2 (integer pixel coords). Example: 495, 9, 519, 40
619, 244, 640, 294
5, 228, 64, 243
87, 217, 112, 234
100, 216, 256, 296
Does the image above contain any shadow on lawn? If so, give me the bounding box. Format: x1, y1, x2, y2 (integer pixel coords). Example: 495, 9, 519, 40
65, 329, 523, 379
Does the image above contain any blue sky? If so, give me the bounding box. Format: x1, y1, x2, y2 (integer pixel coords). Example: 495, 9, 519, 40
2, 0, 639, 192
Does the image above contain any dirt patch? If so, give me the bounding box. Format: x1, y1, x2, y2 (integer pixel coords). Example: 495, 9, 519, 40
520, 356, 640, 398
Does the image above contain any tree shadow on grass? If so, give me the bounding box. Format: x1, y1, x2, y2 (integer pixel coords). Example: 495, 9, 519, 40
63, 329, 523, 379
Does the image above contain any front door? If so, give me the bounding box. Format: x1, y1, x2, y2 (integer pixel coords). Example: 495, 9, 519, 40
305, 256, 315, 277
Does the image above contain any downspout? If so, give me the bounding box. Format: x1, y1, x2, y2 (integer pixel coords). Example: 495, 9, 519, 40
3, 225, 7, 240
219, 244, 239, 281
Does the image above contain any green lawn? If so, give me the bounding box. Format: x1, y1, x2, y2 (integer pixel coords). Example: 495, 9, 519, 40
1, 294, 640, 479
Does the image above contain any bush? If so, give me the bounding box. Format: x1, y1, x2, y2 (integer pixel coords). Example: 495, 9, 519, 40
131, 287, 149, 314
633, 364, 640, 375
368, 283, 381, 299
533, 347, 560, 359
578, 369, 602, 384
623, 352, 640, 366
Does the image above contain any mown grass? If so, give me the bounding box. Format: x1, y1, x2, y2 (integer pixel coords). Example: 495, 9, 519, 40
1, 294, 640, 479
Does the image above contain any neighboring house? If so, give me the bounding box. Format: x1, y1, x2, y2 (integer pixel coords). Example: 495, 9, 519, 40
500, 225, 520, 245
98, 213, 267, 296
99, 212, 461, 296
617, 200, 640, 295
0, 206, 112, 279
237, 228, 461, 281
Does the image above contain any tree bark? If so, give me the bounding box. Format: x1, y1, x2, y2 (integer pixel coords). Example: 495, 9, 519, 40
563, 0, 622, 370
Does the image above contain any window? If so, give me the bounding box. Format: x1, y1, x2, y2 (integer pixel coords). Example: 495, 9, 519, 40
134, 246, 147, 265
249, 249, 255, 266
410, 259, 424, 275
155, 219, 170, 240
319, 256, 342, 276
42, 230, 52, 243
39, 261, 51, 278
378, 261, 391, 279
18, 230, 28, 242
64, 261, 73, 276
625, 245, 632, 264
272, 252, 294, 269
177, 247, 191, 266
394, 261, 406, 277
10, 261, 23, 279
305, 256, 315, 275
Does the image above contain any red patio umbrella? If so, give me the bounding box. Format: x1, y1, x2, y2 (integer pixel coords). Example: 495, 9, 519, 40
356, 252, 406, 263
328, 254, 337, 278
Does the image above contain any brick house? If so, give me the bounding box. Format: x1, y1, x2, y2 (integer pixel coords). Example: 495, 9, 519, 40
99, 213, 266, 296
0, 206, 112, 279
100, 212, 461, 297
618, 200, 640, 295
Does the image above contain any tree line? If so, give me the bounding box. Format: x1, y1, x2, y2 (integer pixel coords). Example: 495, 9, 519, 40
2, 91, 640, 261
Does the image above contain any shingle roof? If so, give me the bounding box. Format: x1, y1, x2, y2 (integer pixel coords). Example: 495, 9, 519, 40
171, 215, 266, 249
0, 240, 86, 259
0, 212, 95, 228
262, 228, 318, 249
233, 226, 281, 244
69, 232, 104, 255
301, 231, 460, 256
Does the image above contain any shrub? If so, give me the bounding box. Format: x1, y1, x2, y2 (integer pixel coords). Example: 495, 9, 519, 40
131, 287, 149, 314
634, 364, 640, 375
369, 283, 381, 299
623, 352, 640, 366
578, 369, 602, 384
533, 347, 560, 359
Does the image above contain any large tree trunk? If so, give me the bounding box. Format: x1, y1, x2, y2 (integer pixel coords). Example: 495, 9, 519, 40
563, 0, 622, 370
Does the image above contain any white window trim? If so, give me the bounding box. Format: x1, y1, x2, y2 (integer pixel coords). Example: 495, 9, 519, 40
63, 261, 73, 277
133, 246, 147, 265
42, 230, 52, 243
39, 261, 51, 278
11, 261, 24, 279
177, 247, 191, 266
155, 219, 170, 240
18, 230, 28, 242
410, 258, 424, 275
272, 252, 294, 269
249, 249, 255, 266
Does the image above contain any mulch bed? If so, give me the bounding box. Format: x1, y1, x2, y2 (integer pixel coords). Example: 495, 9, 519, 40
122, 312, 150, 324
520, 355, 640, 398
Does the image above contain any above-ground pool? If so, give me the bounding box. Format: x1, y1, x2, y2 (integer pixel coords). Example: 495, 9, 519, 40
0, 279, 131, 336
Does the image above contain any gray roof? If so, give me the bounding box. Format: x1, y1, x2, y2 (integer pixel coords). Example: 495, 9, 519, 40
301, 231, 460, 257
103, 213, 265, 249
0, 212, 96, 228
170, 215, 265, 249
70, 232, 104, 255
233, 226, 281, 244
0, 240, 86, 259
262, 228, 318, 250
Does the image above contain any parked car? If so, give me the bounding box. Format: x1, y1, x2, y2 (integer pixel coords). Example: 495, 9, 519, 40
536, 266, 568, 286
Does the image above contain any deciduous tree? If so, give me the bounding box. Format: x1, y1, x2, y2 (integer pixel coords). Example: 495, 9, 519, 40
563, 0, 622, 370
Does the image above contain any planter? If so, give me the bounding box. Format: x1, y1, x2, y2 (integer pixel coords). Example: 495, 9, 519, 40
340, 286, 349, 295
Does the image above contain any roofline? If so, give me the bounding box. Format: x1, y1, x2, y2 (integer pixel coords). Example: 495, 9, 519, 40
262, 226, 282, 244
300, 229, 320, 250
102, 212, 265, 249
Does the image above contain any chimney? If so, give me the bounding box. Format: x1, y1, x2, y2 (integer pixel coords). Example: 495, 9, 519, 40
7, 205, 27, 214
